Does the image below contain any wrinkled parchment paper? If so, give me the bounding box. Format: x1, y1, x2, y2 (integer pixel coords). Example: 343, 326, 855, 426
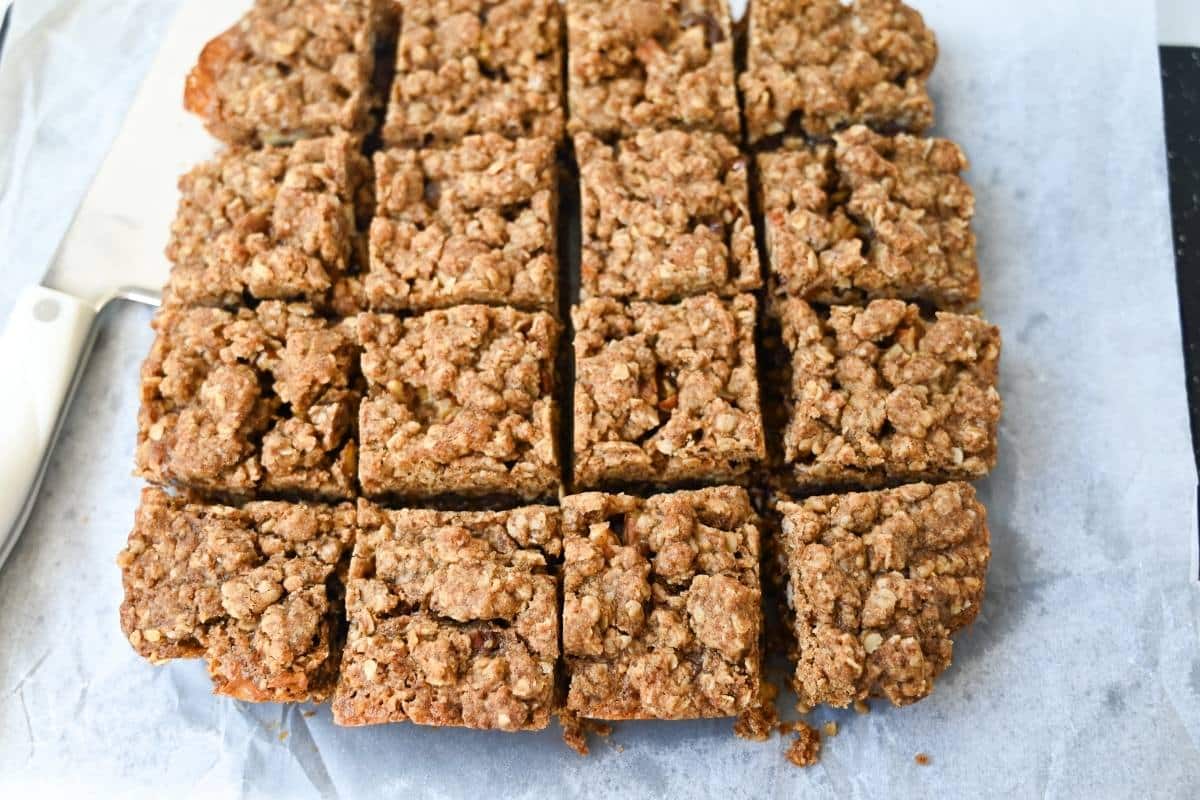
0, 1, 1197, 797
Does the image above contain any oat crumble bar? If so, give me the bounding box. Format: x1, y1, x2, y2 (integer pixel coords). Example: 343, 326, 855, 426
776, 481, 990, 707
117, 487, 355, 702
780, 298, 1000, 488
562, 487, 762, 719
759, 126, 979, 307
331, 501, 560, 730
740, 0, 937, 143
572, 294, 764, 489
366, 135, 558, 312
184, 0, 382, 146
164, 134, 370, 308
136, 302, 360, 500
566, 0, 740, 138
576, 130, 760, 302
358, 306, 561, 501
382, 0, 564, 147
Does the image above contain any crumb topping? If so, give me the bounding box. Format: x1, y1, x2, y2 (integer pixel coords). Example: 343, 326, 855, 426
562, 487, 762, 719
367, 135, 558, 312
572, 294, 764, 488
357, 306, 560, 500
576, 129, 760, 302
740, 0, 937, 142
781, 298, 1000, 487
777, 481, 990, 708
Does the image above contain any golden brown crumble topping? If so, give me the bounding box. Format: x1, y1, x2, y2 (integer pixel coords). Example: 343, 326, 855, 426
357, 306, 561, 501
164, 134, 370, 309
572, 294, 765, 489
117, 488, 355, 702
740, 0, 937, 143
759, 125, 978, 307
562, 487, 762, 719
566, 0, 740, 138
780, 298, 1000, 488
136, 302, 360, 500
367, 135, 558, 312
576, 129, 760, 302
331, 501, 560, 730
383, 0, 564, 146
184, 0, 382, 146
777, 481, 990, 708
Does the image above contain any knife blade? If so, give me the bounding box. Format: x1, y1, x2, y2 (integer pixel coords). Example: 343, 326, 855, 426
0, 0, 245, 570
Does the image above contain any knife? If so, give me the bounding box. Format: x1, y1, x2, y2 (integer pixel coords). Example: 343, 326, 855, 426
0, 0, 244, 570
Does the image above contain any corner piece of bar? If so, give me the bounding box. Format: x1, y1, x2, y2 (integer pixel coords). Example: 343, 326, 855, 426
357, 305, 561, 502
740, 0, 937, 144
117, 487, 356, 702
331, 500, 561, 730
572, 293, 765, 490
775, 481, 990, 708
184, 0, 383, 146
758, 125, 979, 307
562, 487, 762, 719
779, 297, 1000, 489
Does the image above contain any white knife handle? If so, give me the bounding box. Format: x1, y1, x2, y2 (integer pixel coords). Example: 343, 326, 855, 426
0, 285, 98, 570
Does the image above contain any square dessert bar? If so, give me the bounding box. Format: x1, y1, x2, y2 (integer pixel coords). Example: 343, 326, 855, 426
566, 0, 740, 138
759, 126, 979, 307
779, 298, 1000, 488
184, 0, 382, 146
164, 134, 370, 308
383, 0, 564, 147
332, 501, 561, 730
740, 0, 937, 143
358, 306, 561, 501
575, 130, 760, 302
775, 481, 990, 708
572, 294, 765, 489
562, 487, 762, 719
117, 487, 356, 702
136, 302, 360, 501
366, 134, 558, 312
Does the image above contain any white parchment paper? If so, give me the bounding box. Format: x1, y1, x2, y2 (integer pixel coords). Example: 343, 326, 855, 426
1, 1, 1197, 797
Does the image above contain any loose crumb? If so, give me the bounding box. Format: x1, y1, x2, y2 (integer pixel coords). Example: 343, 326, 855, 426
854, 700, 871, 715
785, 722, 822, 768
278, 731, 289, 742
559, 710, 613, 757
734, 680, 780, 742
915, 753, 931, 766
302, 710, 316, 718
822, 721, 838, 738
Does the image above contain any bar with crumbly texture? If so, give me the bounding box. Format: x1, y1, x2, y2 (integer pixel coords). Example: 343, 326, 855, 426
566, 0, 740, 138
383, 0, 564, 147
562, 487, 762, 719
117, 487, 356, 702
366, 135, 558, 312
776, 481, 990, 708
331, 501, 561, 730
572, 294, 765, 489
136, 302, 360, 500
164, 134, 370, 308
184, 0, 382, 146
576, 129, 760, 302
759, 125, 978, 307
740, 0, 937, 143
357, 306, 561, 501
779, 298, 1000, 488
